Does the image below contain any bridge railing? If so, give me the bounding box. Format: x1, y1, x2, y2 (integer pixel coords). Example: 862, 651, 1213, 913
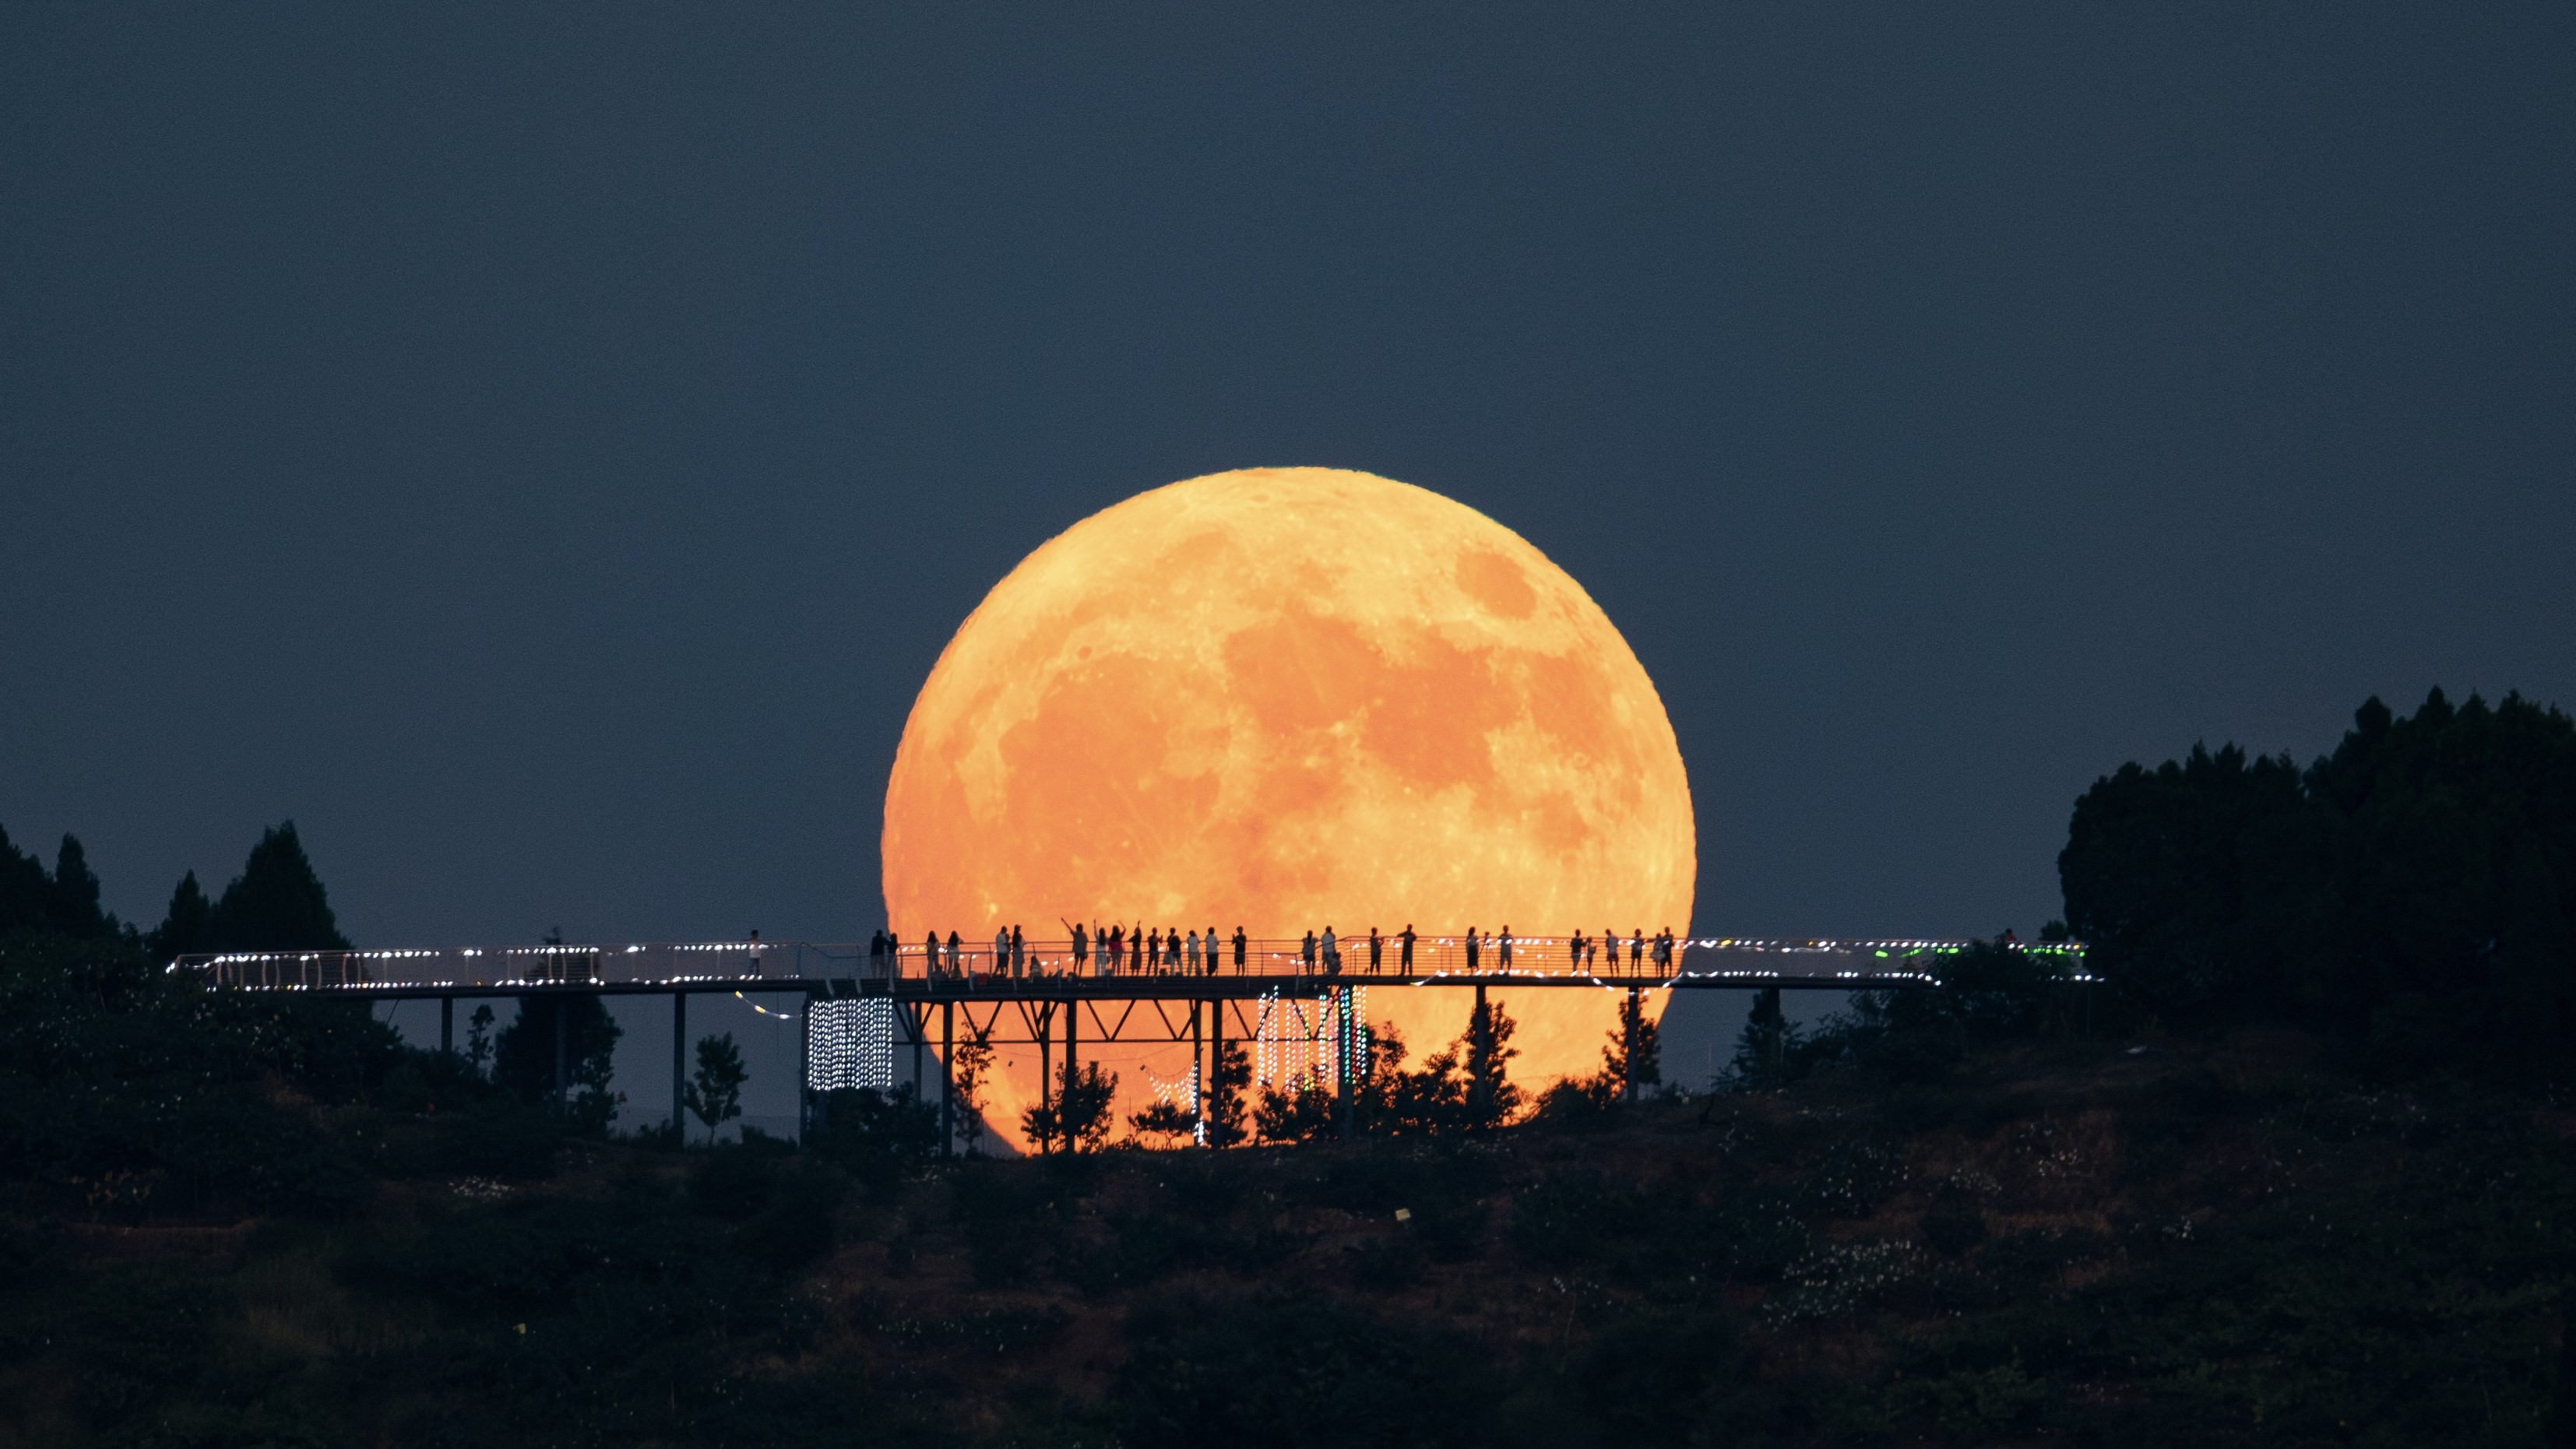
172, 936, 2082, 992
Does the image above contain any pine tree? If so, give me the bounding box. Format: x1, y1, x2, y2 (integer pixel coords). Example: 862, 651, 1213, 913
46, 835, 111, 938
1731, 987, 1800, 1090
147, 871, 213, 961
0, 825, 48, 934
1462, 997, 1522, 1129
208, 822, 349, 951
1603, 991, 1662, 1099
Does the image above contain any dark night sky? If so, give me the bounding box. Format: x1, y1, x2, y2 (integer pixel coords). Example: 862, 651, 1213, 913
6, 4, 2573, 952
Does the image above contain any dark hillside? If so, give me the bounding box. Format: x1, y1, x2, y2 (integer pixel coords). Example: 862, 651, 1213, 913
7, 954, 2576, 1448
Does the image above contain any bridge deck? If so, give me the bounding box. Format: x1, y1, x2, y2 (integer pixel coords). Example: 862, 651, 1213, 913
172, 936, 2079, 1001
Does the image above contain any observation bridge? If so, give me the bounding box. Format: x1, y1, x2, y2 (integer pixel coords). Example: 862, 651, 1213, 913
173, 935, 2084, 1147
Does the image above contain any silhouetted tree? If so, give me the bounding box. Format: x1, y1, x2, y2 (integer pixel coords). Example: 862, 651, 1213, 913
950, 1030, 995, 1155
206, 822, 349, 951
0, 825, 48, 935
1205, 1039, 1252, 1147
684, 1032, 748, 1144
1462, 997, 1521, 1128
1731, 987, 1799, 1090
46, 835, 111, 938
1128, 1098, 1197, 1145
464, 1003, 496, 1075
1255, 1078, 1336, 1142
1024, 1062, 1120, 1152
147, 871, 212, 961
2061, 688, 2576, 1074
492, 994, 621, 1130
1603, 991, 1661, 1097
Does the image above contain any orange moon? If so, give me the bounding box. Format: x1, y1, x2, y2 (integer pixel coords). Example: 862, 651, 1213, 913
882, 466, 1694, 1146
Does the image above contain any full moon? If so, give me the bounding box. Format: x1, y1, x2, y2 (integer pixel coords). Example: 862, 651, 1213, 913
884, 467, 1694, 1145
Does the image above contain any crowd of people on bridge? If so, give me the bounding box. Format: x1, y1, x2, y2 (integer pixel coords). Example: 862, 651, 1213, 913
862, 923, 1686, 982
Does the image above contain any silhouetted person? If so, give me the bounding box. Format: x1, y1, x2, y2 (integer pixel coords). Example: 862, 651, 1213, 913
1631, 929, 1645, 970
1399, 924, 1416, 970
1069, 920, 1088, 969
1205, 925, 1218, 976
1302, 930, 1318, 971
1012, 923, 1025, 976
1321, 926, 1339, 974
1232, 927, 1247, 972
947, 930, 962, 974
1498, 927, 1514, 967
1368, 927, 1383, 972
1466, 927, 1480, 971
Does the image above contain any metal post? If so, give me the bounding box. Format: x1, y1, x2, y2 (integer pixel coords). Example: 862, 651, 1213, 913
1192, 997, 1205, 1144
1336, 987, 1353, 1138
1469, 982, 1489, 1123
1623, 987, 1640, 1103
910, 1005, 925, 1101
1037, 1002, 1054, 1153
1206, 1001, 1222, 1148
1064, 998, 1079, 1154
441, 996, 453, 1056
939, 1001, 955, 1159
672, 992, 688, 1143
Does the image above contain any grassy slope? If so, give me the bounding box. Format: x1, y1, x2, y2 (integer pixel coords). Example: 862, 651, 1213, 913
7, 1035, 2576, 1447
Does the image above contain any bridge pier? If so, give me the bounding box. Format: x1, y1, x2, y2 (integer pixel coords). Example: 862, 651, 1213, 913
1469, 982, 1489, 1123
553, 997, 567, 1097
1191, 998, 1205, 1145
1623, 987, 1640, 1103
441, 996, 453, 1057
939, 1001, 954, 1159
671, 992, 686, 1142
1335, 986, 1353, 1139
1063, 997, 1079, 1153
1036, 1002, 1054, 1152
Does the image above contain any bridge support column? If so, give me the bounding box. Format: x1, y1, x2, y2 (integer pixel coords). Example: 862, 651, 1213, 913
797, 997, 811, 1145
910, 1005, 924, 1102
1622, 987, 1640, 1103
672, 992, 687, 1144
1336, 987, 1353, 1139
939, 1001, 954, 1159
554, 997, 567, 1099
441, 996, 453, 1057
1064, 999, 1079, 1154
1036, 1002, 1053, 1153
1191, 998, 1205, 1145
1469, 983, 1489, 1124
1205, 1001, 1221, 1148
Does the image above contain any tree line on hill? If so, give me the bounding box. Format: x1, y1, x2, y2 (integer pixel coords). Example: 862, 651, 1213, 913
2060, 688, 2576, 1076
1725, 688, 2576, 1089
